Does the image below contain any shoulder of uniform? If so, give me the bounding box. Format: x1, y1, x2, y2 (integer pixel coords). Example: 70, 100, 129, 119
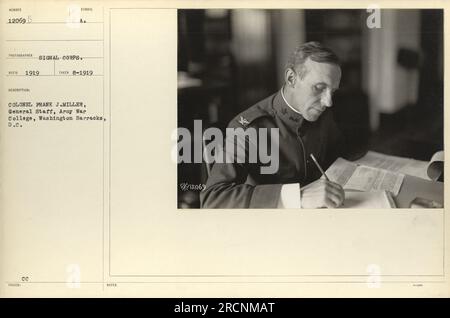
229, 99, 274, 129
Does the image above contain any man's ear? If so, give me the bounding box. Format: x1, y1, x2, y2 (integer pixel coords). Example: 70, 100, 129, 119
285, 68, 297, 88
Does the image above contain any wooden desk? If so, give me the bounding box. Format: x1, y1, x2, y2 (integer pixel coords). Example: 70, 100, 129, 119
395, 175, 444, 208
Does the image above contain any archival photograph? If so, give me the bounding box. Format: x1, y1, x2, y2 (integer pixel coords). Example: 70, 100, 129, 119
176, 9, 444, 209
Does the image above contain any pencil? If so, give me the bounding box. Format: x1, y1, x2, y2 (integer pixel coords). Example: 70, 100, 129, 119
310, 153, 330, 181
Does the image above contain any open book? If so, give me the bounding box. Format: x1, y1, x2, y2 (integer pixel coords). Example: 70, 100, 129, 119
325, 157, 405, 196
352, 151, 444, 182
325, 150, 444, 198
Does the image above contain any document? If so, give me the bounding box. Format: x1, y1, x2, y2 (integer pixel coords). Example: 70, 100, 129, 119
325, 158, 405, 196
341, 191, 397, 209
0, 0, 447, 299
353, 151, 444, 181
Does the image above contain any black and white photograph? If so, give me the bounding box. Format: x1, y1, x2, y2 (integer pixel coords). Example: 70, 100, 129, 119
1, 1, 448, 299
177, 9, 444, 209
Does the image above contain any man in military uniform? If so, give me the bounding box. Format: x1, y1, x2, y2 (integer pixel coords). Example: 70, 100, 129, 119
200, 42, 347, 209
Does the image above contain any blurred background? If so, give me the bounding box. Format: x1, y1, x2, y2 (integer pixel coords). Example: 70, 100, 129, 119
177, 9, 443, 208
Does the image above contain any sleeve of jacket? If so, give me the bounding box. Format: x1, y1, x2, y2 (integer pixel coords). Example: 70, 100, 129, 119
200, 162, 282, 208
200, 121, 282, 209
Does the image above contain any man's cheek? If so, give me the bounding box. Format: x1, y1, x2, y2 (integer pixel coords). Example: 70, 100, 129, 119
306, 96, 321, 108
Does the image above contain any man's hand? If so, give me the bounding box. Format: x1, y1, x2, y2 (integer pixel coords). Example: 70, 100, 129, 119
300, 178, 345, 208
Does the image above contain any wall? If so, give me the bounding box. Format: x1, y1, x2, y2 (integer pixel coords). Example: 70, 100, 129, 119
363, 10, 421, 130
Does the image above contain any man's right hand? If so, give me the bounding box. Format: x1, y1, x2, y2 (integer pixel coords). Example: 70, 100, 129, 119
300, 178, 345, 208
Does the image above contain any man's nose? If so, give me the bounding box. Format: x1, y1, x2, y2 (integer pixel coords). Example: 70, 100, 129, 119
321, 90, 333, 108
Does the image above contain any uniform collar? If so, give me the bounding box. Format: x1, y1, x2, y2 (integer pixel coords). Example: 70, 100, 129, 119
281, 86, 302, 115
272, 87, 306, 132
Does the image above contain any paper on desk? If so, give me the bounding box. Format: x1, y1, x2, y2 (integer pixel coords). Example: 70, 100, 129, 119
427, 151, 444, 181
345, 165, 404, 195
326, 157, 404, 196
340, 191, 396, 209
324, 157, 357, 185
353, 151, 437, 180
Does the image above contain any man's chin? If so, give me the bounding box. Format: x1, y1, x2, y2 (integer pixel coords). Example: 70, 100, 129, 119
304, 111, 322, 122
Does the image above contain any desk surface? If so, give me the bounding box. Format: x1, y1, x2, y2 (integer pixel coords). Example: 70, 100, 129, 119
395, 175, 444, 208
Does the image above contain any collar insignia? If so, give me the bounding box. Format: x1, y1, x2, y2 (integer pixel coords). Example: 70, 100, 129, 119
238, 116, 250, 127
289, 116, 300, 123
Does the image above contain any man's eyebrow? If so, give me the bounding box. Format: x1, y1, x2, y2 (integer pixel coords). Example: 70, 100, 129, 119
314, 82, 339, 91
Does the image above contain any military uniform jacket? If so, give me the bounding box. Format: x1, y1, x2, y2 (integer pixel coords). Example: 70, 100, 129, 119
200, 90, 346, 208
